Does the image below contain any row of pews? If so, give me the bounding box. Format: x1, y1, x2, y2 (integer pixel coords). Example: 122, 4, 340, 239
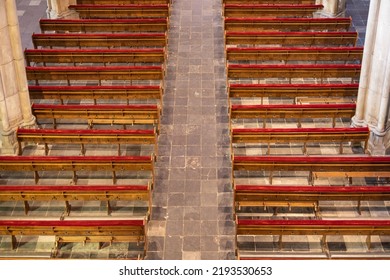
0, 0, 172, 259
223, 0, 390, 259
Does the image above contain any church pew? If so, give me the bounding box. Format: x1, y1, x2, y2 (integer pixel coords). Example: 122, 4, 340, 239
28, 85, 163, 104
231, 127, 369, 155
232, 155, 390, 185
16, 128, 157, 156
225, 31, 358, 47
39, 18, 168, 33
223, 0, 316, 3
31, 103, 160, 130
226, 47, 363, 63
26, 65, 164, 85
236, 219, 390, 252
230, 103, 356, 128
234, 184, 390, 215
77, 0, 171, 4
0, 155, 155, 185
0, 184, 151, 216
227, 64, 361, 83
224, 17, 352, 32
69, 4, 170, 19
32, 33, 167, 49
223, 4, 324, 18
228, 83, 359, 102
25, 48, 166, 66
0, 219, 147, 258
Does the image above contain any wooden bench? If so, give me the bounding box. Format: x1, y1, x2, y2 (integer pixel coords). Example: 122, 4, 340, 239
77, 0, 171, 4
17, 128, 157, 156
226, 47, 363, 63
225, 31, 358, 47
230, 103, 356, 128
0, 184, 151, 215
0, 155, 155, 184
232, 155, 390, 185
0, 219, 147, 259
231, 127, 369, 155
236, 219, 390, 253
223, 0, 316, 4
69, 4, 170, 19
228, 83, 359, 102
39, 18, 168, 33
26, 65, 164, 86
31, 103, 160, 130
32, 33, 167, 49
227, 64, 361, 83
25, 48, 167, 66
313, 171, 390, 186
224, 17, 352, 32
28, 85, 163, 104
234, 184, 390, 215
223, 4, 324, 18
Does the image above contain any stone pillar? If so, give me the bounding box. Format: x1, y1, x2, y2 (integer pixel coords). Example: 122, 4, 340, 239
315, 0, 347, 17
352, 0, 390, 155
46, 0, 78, 19
0, 0, 35, 155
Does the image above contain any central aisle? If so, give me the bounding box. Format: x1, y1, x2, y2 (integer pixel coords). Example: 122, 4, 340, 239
147, 0, 234, 260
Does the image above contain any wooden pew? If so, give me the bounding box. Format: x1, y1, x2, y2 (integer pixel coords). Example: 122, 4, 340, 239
227, 64, 361, 83
223, 0, 316, 4
77, 0, 171, 4
28, 85, 163, 104
0, 155, 155, 184
234, 184, 390, 215
223, 4, 324, 18
228, 83, 359, 103
0, 184, 151, 215
69, 4, 170, 19
230, 103, 356, 128
231, 127, 369, 155
39, 18, 168, 33
236, 219, 390, 253
31, 103, 160, 130
225, 31, 358, 47
0, 219, 147, 258
224, 17, 352, 32
226, 47, 363, 63
25, 48, 166, 66
16, 128, 157, 156
232, 155, 390, 185
32, 33, 167, 49
26, 66, 164, 86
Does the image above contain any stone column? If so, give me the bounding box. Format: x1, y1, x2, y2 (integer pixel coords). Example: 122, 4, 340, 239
0, 0, 35, 155
46, 0, 78, 19
352, 0, 390, 155
315, 0, 347, 17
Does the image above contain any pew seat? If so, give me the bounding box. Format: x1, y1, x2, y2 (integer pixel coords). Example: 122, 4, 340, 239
231, 127, 369, 155
32, 33, 167, 49
0, 155, 155, 184
230, 103, 356, 128
0, 219, 147, 259
77, 0, 171, 4
69, 4, 170, 19
28, 85, 163, 104
31, 103, 160, 130
16, 128, 157, 156
0, 184, 151, 215
223, 0, 316, 4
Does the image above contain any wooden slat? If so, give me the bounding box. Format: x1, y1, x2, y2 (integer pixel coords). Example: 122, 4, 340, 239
77, 0, 170, 4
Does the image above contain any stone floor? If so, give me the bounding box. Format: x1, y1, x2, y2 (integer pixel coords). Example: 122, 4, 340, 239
1, 0, 389, 259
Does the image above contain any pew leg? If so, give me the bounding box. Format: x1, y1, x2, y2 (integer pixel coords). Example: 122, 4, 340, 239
269, 171, 273, 185
366, 235, 372, 251
24, 201, 30, 215
267, 143, 270, 155
278, 235, 283, 251
52, 118, 57, 129
357, 200, 362, 215
11, 235, 17, 250
302, 142, 307, 155
332, 117, 336, 128
117, 144, 121, 156
72, 171, 78, 185
308, 171, 314, 186
297, 119, 301, 128
321, 235, 330, 258
17, 141, 23, 156
113, 171, 117, 185
262, 119, 266, 128
34, 171, 40, 184
107, 201, 112, 215
273, 207, 278, 216
44, 143, 49, 156
80, 143, 86, 156
65, 201, 71, 216
339, 142, 344, 154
